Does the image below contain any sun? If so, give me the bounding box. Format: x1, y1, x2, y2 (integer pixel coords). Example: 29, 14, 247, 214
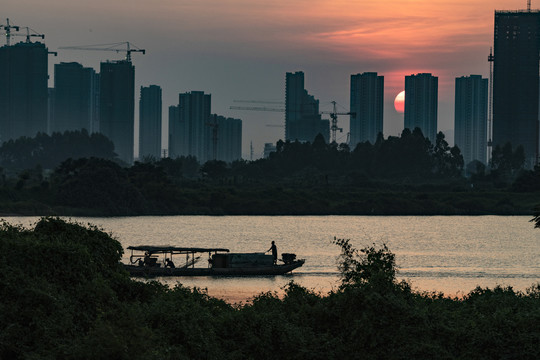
394, 91, 405, 113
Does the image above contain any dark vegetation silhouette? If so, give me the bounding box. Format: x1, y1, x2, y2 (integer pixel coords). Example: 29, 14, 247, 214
0, 129, 118, 171
0, 217, 538, 359
0, 129, 537, 215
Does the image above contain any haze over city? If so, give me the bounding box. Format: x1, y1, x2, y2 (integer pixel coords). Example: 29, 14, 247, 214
2, 0, 529, 158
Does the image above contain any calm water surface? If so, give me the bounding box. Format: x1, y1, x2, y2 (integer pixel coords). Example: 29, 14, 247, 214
3, 215, 539, 303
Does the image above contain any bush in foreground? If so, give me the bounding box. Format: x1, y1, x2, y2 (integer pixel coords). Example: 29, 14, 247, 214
0, 218, 538, 359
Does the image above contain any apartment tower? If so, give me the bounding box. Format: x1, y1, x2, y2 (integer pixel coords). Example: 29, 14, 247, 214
350, 72, 384, 147
139, 85, 162, 160
0, 41, 48, 142
99, 60, 135, 164
404, 73, 438, 142
455, 75, 488, 166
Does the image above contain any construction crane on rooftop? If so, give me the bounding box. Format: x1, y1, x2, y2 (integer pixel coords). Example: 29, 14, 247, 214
0, 18, 20, 46
58, 42, 145, 62
13, 26, 45, 43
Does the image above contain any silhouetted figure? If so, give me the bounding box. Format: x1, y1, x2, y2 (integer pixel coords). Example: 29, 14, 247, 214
267, 241, 278, 265
143, 251, 152, 267
165, 258, 175, 268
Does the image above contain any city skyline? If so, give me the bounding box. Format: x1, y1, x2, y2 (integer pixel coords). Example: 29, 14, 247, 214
2, 0, 532, 158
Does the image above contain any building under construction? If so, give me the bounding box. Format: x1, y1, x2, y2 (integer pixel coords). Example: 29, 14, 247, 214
493, 9, 540, 168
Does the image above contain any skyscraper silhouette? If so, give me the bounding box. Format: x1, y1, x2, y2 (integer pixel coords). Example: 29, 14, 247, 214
212, 115, 242, 163
0, 41, 48, 142
285, 72, 328, 143
455, 75, 488, 166
350, 72, 384, 147
493, 10, 540, 168
53, 62, 99, 134
404, 73, 438, 143
139, 85, 162, 160
100, 60, 135, 164
169, 91, 211, 162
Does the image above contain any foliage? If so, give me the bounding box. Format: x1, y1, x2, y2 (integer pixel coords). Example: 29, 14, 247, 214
0, 131, 538, 216
0, 218, 539, 359
0, 130, 117, 170
490, 142, 526, 182
333, 238, 398, 289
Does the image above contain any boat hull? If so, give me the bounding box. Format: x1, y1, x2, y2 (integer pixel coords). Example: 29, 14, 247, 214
124, 260, 305, 277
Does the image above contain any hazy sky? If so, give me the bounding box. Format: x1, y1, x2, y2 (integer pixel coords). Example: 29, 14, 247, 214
3, 0, 529, 158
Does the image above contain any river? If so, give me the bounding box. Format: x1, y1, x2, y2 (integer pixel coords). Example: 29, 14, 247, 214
3, 215, 539, 303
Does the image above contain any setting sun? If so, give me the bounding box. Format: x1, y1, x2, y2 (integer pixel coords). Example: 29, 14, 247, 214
394, 90, 405, 113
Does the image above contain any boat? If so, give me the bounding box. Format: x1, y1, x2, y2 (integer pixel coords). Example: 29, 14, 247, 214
124, 245, 305, 277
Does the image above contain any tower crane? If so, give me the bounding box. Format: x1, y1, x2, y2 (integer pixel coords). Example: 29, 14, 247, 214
488, 47, 494, 163
58, 42, 145, 62
0, 18, 20, 46
320, 101, 352, 143
12, 26, 45, 43
231, 101, 354, 143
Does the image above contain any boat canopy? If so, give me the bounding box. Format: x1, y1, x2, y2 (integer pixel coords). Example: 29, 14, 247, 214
127, 245, 230, 254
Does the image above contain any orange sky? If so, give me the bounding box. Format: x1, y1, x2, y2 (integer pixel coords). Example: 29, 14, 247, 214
3, 0, 531, 154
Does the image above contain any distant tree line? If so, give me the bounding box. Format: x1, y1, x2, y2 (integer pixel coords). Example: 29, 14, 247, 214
0, 129, 117, 171
0, 128, 538, 216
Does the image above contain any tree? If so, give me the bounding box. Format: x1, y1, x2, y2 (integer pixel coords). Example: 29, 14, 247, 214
490, 142, 525, 180
200, 160, 229, 180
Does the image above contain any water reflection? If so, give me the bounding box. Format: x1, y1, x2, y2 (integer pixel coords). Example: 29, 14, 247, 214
2, 215, 539, 302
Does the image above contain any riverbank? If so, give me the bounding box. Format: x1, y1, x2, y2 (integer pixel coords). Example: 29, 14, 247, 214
1, 189, 538, 216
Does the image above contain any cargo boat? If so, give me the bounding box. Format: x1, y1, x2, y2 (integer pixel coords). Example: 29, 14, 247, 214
124, 245, 305, 277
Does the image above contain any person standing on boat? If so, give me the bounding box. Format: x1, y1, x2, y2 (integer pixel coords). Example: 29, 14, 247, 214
267, 241, 278, 265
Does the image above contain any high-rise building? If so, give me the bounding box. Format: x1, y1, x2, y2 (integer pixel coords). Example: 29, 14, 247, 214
168, 105, 181, 158
455, 75, 488, 166
493, 10, 540, 168
48, 88, 55, 134
350, 72, 384, 147
0, 41, 48, 142
169, 91, 211, 162
53, 62, 99, 134
212, 115, 242, 163
139, 85, 162, 160
99, 60, 135, 164
285, 71, 328, 143
404, 73, 438, 142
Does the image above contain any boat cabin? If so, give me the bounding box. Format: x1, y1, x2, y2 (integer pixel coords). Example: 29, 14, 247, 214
127, 245, 230, 269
